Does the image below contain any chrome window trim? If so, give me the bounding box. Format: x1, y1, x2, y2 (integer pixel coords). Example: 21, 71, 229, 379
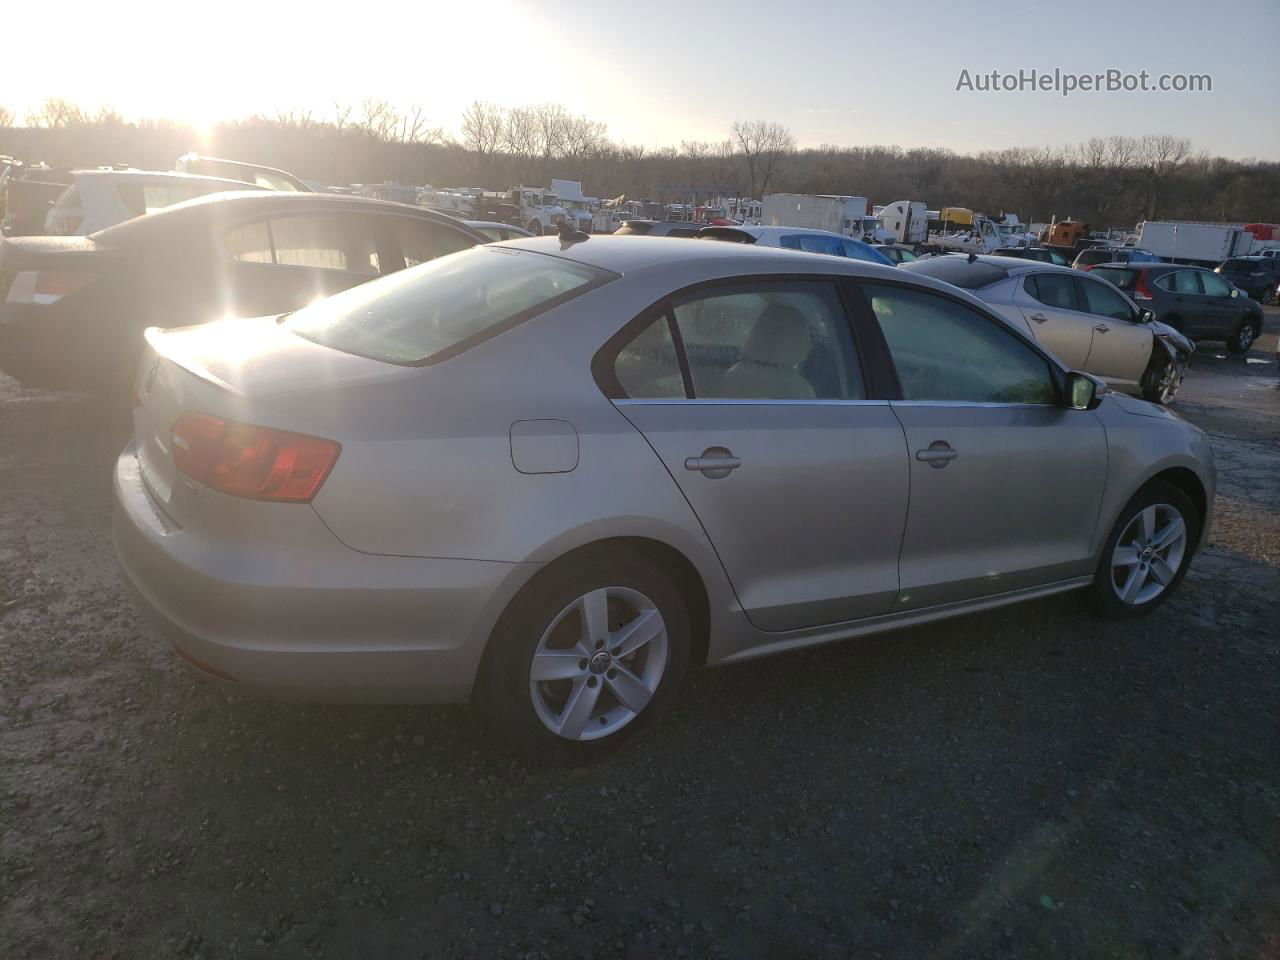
888, 400, 1059, 410
613, 398, 891, 407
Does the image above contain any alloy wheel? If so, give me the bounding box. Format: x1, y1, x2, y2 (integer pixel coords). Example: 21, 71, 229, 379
529, 586, 669, 741
1157, 359, 1181, 404
1237, 323, 1258, 351
1110, 503, 1188, 606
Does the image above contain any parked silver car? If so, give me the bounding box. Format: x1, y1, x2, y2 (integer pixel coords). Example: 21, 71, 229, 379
114, 237, 1214, 761
903, 254, 1192, 404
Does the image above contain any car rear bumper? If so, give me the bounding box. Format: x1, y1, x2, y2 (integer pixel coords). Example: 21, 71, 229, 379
112, 443, 536, 703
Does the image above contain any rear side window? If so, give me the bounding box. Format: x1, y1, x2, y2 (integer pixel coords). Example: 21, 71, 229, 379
780, 234, 842, 256
613, 317, 685, 398
863, 283, 1056, 405
384, 217, 476, 268
271, 215, 379, 274
1025, 273, 1078, 310
224, 220, 273, 263
287, 246, 607, 365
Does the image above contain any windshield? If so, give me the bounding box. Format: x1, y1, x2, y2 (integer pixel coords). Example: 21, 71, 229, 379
287, 246, 610, 365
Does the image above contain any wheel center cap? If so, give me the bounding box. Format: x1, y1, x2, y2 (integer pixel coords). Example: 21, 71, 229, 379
1141, 546, 1155, 561
589, 651, 611, 674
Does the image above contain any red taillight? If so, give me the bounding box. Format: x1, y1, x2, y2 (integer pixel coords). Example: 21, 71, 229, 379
171, 413, 340, 503
1133, 271, 1154, 301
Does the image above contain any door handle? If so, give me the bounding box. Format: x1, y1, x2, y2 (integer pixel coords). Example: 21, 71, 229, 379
685, 447, 741, 478
915, 441, 958, 469
1029, 313, 1049, 323
1094, 323, 1110, 332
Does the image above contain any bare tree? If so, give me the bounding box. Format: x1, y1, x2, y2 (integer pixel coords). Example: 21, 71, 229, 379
0, 106, 15, 128
26, 98, 88, 128
731, 120, 795, 199
460, 100, 504, 158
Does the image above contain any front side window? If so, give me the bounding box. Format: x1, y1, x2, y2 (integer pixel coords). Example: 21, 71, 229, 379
288, 246, 606, 365
1025, 273, 1078, 310
670, 281, 862, 400
1199, 272, 1232, 298
863, 283, 1056, 405
1156, 270, 1202, 295
1078, 277, 1135, 321
386, 217, 477, 269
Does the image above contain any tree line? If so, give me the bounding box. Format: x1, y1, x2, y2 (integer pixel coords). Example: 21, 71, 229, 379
2, 98, 1277, 228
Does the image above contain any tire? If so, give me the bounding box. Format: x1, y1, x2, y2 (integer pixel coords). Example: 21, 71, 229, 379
1140, 351, 1179, 405
475, 548, 691, 764
1089, 482, 1198, 619
1225, 317, 1261, 354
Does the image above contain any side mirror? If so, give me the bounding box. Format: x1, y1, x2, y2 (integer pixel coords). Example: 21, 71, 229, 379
1065, 371, 1106, 410
1230, 288, 1239, 299
1138, 307, 1154, 323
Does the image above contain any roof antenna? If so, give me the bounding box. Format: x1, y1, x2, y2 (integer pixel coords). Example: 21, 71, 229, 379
967, 251, 977, 263
557, 220, 589, 246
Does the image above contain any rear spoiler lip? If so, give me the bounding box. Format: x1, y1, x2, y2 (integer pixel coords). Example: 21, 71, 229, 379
143, 325, 246, 398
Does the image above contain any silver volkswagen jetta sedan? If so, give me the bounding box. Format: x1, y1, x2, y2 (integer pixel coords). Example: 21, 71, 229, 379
114, 236, 1214, 762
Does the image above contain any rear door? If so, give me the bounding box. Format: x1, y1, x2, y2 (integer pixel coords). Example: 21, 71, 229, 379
1196, 270, 1248, 333
854, 281, 1108, 609
604, 276, 910, 632
1011, 270, 1095, 368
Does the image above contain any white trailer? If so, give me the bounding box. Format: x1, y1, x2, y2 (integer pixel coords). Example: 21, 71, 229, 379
878, 200, 928, 245
761, 193, 868, 238
1137, 221, 1255, 265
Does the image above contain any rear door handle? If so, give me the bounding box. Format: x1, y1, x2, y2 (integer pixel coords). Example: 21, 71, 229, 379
1094, 323, 1110, 332
685, 447, 741, 478
1029, 313, 1049, 324
915, 441, 958, 468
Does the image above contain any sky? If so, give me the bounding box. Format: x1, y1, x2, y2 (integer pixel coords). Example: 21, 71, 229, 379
6, 0, 1279, 159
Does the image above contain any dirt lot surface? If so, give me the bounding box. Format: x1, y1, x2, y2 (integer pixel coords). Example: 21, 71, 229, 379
2, 309, 1277, 959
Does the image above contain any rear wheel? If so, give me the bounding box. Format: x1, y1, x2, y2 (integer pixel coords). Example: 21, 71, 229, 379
1089, 483, 1197, 618
1226, 317, 1260, 354
476, 549, 691, 764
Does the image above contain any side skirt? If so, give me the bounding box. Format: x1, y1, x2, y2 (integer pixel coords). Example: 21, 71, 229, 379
715, 575, 1093, 665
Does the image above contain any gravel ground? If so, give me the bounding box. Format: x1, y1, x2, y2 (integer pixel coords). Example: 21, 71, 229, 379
2, 309, 1277, 959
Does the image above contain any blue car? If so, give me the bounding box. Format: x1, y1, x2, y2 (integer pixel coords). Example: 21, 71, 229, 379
698, 224, 893, 266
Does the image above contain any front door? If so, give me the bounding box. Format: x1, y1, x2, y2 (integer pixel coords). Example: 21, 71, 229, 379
605, 277, 909, 632
1074, 275, 1153, 388
855, 281, 1109, 610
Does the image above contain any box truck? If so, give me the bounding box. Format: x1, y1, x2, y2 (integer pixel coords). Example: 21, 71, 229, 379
761, 193, 869, 238
1137, 221, 1255, 265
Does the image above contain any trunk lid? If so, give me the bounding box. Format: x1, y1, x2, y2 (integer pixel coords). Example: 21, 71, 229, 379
133, 315, 413, 526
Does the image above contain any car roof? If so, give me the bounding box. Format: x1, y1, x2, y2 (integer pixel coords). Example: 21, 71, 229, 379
496, 234, 913, 280
710, 225, 848, 240
68, 169, 261, 188
91, 191, 483, 244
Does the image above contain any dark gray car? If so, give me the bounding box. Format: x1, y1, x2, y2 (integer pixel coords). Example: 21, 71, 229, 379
1087, 263, 1266, 353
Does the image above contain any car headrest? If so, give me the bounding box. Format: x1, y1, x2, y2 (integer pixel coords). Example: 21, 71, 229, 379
741, 304, 811, 367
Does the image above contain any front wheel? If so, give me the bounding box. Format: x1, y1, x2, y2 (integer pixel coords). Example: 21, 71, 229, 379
1140, 352, 1180, 405
1089, 483, 1197, 618
1225, 317, 1260, 354
476, 549, 691, 764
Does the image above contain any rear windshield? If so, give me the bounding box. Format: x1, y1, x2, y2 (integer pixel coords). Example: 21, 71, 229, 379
1090, 267, 1137, 290
1220, 259, 1255, 271
286, 246, 610, 365
901, 256, 1009, 289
